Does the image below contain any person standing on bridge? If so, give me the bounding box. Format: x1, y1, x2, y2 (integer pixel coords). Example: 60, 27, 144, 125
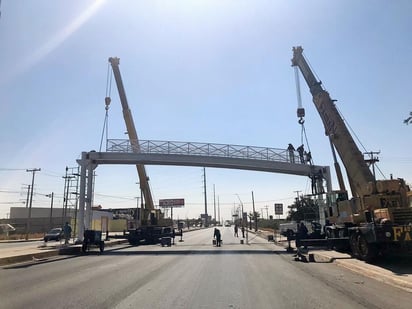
305, 151, 312, 165
297, 144, 305, 164
287, 143, 295, 163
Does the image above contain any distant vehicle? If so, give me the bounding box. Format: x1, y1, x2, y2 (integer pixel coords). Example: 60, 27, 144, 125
279, 222, 298, 237
0, 224, 16, 234
279, 221, 322, 238
224, 220, 231, 227
44, 228, 63, 242
128, 226, 174, 246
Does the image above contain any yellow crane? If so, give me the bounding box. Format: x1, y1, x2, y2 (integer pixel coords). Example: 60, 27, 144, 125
108, 57, 155, 224
292, 46, 412, 261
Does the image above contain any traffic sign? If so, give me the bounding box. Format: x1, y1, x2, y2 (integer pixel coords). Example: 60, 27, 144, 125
274, 203, 283, 215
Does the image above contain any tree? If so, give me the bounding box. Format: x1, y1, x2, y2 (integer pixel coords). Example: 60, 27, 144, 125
287, 195, 319, 222
404, 112, 412, 125
248, 211, 260, 230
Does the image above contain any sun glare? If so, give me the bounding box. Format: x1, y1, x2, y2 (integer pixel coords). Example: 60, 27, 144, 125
1, 0, 106, 86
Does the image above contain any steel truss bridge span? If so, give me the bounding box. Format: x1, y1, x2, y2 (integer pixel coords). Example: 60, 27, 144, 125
105, 139, 329, 176
76, 139, 332, 241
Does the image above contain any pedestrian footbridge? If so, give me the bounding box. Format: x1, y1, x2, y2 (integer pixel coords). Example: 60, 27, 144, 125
99, 139, 329, 177
76, 139, 331, 240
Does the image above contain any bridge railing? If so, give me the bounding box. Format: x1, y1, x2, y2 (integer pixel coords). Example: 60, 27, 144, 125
106, 139, 301, 163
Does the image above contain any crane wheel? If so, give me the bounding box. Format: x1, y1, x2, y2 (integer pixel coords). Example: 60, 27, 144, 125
349, 233, 359, 258
357, 234, 378, 262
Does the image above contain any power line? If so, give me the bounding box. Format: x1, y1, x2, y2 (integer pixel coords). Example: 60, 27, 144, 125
0, 168, 27, 171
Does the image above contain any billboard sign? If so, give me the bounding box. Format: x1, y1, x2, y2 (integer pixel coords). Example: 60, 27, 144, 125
274, 203, 283, 215
159, 198, 185, 208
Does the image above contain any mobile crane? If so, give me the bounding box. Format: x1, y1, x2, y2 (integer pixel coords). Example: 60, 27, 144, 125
291, 46, 412, 261
108, 57, 155, 216
108, 57, 174, 245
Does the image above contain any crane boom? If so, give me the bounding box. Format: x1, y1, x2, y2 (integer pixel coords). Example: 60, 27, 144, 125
291, 46, 375, 198
108, 57, 155, 212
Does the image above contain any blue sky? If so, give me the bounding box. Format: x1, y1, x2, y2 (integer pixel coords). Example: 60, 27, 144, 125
0, 0, 411, 221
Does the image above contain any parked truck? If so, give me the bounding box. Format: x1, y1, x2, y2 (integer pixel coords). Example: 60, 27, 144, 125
292, 46, 412, 261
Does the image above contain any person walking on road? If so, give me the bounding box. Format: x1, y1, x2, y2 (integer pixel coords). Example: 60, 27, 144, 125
234, 224, 239, 237
63, 221, 72, 245
241, 226, 245, 238
214, 228, 222, 247
296, 222, 308, 248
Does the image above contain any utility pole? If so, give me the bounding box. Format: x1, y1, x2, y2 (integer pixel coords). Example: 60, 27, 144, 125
252, 191, 257, 232
25, 168, 41, 240
213, 184, 216, 224
217, 196, 220, 224
203, 167, 208, 227
25, 185, 31, 208
364, 151, 380, 180
62, 167, 75, 225
294, 190, 302, 207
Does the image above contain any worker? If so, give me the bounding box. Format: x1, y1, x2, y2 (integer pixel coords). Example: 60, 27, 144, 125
297, 144, 305, 163
305, 151, 312, 165
287, 143, 295, 163
296, 222, 308, 248
63, 222, 72, 245
214, 228, 222, 247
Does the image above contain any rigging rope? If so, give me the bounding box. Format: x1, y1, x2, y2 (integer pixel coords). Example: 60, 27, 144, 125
294, 62, 312, 164
300, 123, 313, 164
99, 63, 113, 152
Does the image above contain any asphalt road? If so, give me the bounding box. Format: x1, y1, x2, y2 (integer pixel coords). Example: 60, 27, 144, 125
0, 227, 410, 309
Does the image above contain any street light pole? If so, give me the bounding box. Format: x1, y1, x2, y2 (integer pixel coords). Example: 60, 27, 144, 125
235, 194, 244, 226
203, 167, 208, 227
46, 192, 54, 230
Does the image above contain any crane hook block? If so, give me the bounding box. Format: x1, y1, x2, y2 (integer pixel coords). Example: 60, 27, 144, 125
105, 96, 111, 107
297, 107, 305, 118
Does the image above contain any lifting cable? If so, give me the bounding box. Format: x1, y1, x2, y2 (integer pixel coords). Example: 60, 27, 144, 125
99, 63, 113, 152
294, 66, 313, 164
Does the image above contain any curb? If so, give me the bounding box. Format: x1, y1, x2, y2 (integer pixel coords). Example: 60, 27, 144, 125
267, 232, 412, 293
312, 251, 412, 293
0, 249, 60, 266
0, 239, 129, 266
